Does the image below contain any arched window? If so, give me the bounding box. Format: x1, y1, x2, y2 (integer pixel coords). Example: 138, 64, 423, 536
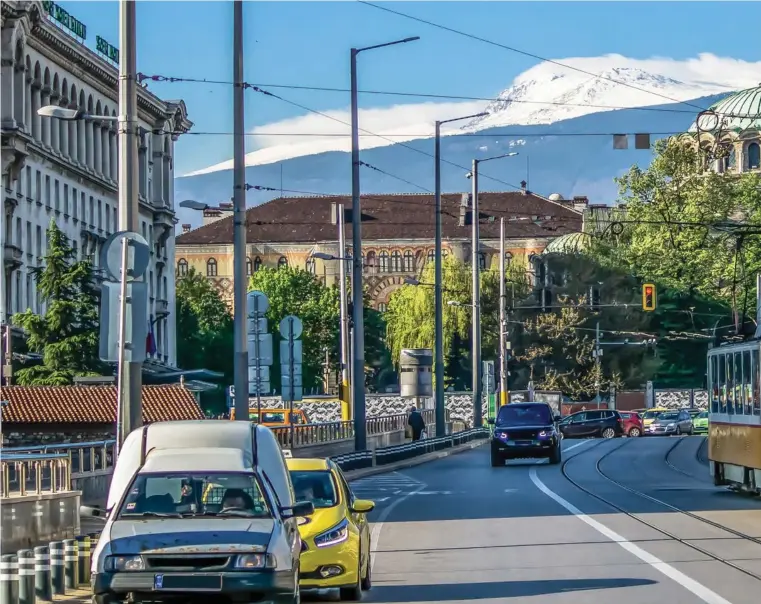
365, 251, 376, 273
254, 256, 262, 272
748, 142, 760, 170
177, 258, 188, 276
427, 249, 435, 265
305, 258, 316, 274
390, 250, 402, 272
278, 256, 288, 269
246, 257, 252, 276
378, 251, 389, 272
378, 302, 388, 313
504, 251, 513, 266
206, 258, 218, 277
403, 250, 414, 272
442, 249, 449, 259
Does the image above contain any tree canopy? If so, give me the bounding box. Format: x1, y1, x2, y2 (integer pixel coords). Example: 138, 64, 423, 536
12, 220, 104, 385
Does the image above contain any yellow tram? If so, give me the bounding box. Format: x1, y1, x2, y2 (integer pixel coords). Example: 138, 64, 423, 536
707, 340, 761, 492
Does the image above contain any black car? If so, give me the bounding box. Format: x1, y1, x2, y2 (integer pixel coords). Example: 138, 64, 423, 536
557, 409, 624, 439
487, 402, 562, 466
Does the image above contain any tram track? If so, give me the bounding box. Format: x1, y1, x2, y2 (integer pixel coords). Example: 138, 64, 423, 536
560, 437, 761, 583
663, 435, 710, 481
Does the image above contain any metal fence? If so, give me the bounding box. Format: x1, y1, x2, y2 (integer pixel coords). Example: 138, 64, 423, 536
0, 453, 72, 498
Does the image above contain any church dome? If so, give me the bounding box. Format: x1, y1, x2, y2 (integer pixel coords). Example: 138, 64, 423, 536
688, 84, 761, 134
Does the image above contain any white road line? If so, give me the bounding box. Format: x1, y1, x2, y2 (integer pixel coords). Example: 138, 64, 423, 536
369, 478, 427, 574
563, 441, 590, 453
529, 467, 733, 604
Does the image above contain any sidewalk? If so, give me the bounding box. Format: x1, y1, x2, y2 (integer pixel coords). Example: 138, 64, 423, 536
344, 437, 486, 482
53, 587, 91, 604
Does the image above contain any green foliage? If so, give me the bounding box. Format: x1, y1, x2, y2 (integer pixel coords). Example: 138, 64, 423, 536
12, 220, 104, 385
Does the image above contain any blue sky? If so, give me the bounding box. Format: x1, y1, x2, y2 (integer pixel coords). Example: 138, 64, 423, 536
56, 1, 761, 175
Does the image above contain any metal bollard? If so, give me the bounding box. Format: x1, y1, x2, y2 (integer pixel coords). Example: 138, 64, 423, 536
49, 542, 64, 596
16, 551, 34, 604
33, 546, 52, 602
0, 554, 19, 604
76, 536, 91, 585
63, 539, 78, 590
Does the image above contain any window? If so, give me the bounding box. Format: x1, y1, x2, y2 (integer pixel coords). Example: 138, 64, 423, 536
63, 184, 69, 215
54, 179, 59, 212
744, 350, 752, 415
390, 250, 402, 272
246, 257, 252, 276
254, 256, 262, 272
479, 253, 487, 270
378, 251, 389, 272
748, 143, 760, 170
89, 196, 94, 226
290, 471, 338, 509
80, 192, 86, 223
72, 188, 78, 219
505, 251, 513, 265
305, 258, 316, 274
206, 258, 218, 277
278, 256, 288, 269
35, 170, 41, 203
365, 251, 376, 273
378, 302, 387, 313
496, 404, 552, 426
177, 259, 188, 276
44, 175, 50, 208
403, 250, 414, 272
35, 225, 42, 257
427, 249, 435, 265
117, 472, 270, 518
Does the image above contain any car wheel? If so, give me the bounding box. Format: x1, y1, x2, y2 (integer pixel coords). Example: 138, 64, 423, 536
361, 553, 372, 591
628, 427, 641, 438
676, 426, 682, 436
548, 446, 562, 465
490, 450, 503, 467
339, 562, 363, 601
602, 428, 616, 439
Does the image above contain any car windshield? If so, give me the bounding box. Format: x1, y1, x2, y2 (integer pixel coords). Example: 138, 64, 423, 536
249, 411, 287, 423
643, 410, 662, 419
290, 470, 338, 509
117, 472, 270, 519
496, 404, 552, 426
697, 411, 709, 419
657, 412, 679, 421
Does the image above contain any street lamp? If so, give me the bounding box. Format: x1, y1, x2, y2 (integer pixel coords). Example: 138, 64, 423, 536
350, 35, 419, 451
311, 252, 352, 261
38, 105, 119, 122
469, 151, 520, 428
433, 111, 487, 439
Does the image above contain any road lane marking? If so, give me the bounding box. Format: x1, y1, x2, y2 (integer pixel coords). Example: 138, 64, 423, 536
369, 478, 427, 574
563, 441, 590, 453
529, 467, 732, 604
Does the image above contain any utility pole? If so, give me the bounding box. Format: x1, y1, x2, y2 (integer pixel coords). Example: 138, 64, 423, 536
499, 217, 507, 407
433, 121, 445, 438
117, 0, 142, 442
594, 321, 601, 403
337, 204, 351, 421
232, 0, 249, 421
471, 158, 482, 428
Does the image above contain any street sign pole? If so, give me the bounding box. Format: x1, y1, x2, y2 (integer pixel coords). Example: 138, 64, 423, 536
279, 315, 303, 450
246, 291, 272, 422
115, 237, 129, 459
289, 317, 295, 450
253, 294, 262, 419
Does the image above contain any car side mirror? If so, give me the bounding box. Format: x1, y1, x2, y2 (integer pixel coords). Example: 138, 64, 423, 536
283, 501, 314, 518
487, 418, 495, 425
350, 499, 375, 514
553, 415, 561, 422
80, 505, 106, 518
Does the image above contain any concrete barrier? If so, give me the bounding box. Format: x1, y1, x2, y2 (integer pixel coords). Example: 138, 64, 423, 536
0, 492, 81, 554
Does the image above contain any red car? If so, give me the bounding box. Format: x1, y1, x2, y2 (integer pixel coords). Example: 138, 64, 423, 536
618, 411, 643, 437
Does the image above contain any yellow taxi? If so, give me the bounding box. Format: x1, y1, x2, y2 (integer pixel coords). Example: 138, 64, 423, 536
641, 407, 669, 429
286, 457, 374, 601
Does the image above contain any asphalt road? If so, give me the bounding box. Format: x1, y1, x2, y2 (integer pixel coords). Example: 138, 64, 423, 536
357, 436, 761, 604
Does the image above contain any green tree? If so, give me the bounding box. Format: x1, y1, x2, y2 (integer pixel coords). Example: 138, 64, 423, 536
12, 220, 104, 384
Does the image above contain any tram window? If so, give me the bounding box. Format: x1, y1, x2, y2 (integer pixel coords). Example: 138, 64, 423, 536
727, 353, 735, 414
753, 349, 760, 415
735, 351, 743, 414
719, 353, 727, 413
710, 355, 719, 413
743, 350, 752, 414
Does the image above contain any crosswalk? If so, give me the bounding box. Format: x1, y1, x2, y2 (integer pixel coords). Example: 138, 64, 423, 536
348, 471, 426, 503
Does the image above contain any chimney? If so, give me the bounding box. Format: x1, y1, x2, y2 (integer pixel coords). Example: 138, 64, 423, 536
459, 193, 472, 226
181, 224, 191, 234
520, 180, 528, 195
572, 196, 589, 211
219, 202, 233, 210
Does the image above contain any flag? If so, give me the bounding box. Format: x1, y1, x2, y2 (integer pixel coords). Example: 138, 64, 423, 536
146, 316, 157, 357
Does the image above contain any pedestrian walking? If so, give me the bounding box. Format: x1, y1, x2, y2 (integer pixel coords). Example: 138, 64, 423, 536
407, 406, 426, 441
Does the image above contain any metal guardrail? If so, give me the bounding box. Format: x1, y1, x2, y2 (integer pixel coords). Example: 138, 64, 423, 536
0, 452, 72, 498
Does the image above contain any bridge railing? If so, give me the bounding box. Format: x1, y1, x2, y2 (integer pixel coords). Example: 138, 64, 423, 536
0, 452, 72, 497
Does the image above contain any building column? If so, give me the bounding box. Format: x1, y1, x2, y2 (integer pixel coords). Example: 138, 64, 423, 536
101, 126, 110, 178
31, 84, 41, 140
13, 60, 26, 130
93, 122, 102, 175
58, 95, 69, 159
40, 87, 50, 146
1, 54, 16, 129
109, 129, 117, 180
49, 91, 60, 152
77, 120, 86, 166
24, 68, 32, 133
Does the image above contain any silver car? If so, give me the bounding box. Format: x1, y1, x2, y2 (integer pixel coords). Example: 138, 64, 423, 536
646, 409, 693, 436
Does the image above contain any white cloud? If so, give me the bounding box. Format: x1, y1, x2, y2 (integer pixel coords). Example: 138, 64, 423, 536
183, 53, 761, 177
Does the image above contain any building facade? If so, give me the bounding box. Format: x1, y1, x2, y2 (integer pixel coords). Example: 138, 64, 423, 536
1, 0, 192, 367
175, 190, 588, 310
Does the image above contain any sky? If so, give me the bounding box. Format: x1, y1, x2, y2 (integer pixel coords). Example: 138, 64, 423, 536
55, 1, 761, 176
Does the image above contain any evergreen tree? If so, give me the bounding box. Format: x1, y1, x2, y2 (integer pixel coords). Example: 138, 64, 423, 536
13, 220, 104, 384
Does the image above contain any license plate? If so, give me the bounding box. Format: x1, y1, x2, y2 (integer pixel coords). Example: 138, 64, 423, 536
154, 574, 222, 591
516, 441, 532, 446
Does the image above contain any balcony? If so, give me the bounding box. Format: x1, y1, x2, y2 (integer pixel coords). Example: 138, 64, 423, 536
4, 243, 22, 270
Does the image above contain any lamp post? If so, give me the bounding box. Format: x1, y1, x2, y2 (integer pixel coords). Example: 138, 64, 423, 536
467, 151, 519, 428
350, 36, 419, 451
433, 111, 486, 439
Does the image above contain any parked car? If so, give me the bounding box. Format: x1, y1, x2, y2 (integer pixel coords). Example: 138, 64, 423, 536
646, 409, 694, 436
618, 411, 643, 437
557, 409, 625, 439
692, 410, 709, 434
641, 408, 669, 429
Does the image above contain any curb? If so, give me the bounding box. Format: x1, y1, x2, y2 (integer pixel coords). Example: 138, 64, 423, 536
345, 438, 486, 482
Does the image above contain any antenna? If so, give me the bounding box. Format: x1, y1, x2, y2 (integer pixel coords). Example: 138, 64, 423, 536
280, 164, 283, 198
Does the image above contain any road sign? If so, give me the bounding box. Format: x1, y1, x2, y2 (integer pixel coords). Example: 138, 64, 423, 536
282, 385, 303, 401
281, 363, 302, 377
248, 365, 271, 382
247, 291, 270, 316
247, 333, 273, 365
282, 373, 303, 388
279, 315, 303, 340
482, 360, 496, 394
100, 231, 150, 282
247, 317, 267, 335
249, 380, 271, 396
98, 281, 149, 363
280, 340, 303, 364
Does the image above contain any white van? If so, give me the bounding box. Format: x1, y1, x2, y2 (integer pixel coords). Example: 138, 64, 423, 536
91, 421, 313, 604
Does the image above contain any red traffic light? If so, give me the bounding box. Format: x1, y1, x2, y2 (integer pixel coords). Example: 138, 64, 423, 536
642, 283, 656, 311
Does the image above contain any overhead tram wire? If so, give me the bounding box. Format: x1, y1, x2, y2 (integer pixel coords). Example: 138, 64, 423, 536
355, 1, 710, 114
176, 129, 689, 138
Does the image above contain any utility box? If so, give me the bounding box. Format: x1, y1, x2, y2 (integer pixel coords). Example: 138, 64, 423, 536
400, 348, 433, 398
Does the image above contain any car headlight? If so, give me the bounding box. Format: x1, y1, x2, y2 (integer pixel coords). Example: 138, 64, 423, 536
538, 430, 554, 438
314, 519, 349, 548
105, 556, 144, 572
235, 554, 276, 569
667, 423, 675, 428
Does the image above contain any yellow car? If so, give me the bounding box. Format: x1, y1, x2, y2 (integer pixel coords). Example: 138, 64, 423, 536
286, 457, 374, 600
641, 407, 669, 429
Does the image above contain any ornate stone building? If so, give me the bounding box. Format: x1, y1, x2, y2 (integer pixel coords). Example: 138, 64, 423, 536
1, 1, 192, 367
175, 189, 587, 310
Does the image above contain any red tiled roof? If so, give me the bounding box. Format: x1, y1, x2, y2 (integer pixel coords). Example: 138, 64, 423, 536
175, 192, 584, 246
1, 385, 205, 424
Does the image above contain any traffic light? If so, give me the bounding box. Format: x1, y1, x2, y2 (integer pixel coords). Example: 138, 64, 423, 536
642, 283, 656, 311
589, 286, 601, 310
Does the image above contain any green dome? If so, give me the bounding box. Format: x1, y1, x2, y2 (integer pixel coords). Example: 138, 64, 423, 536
542, 232, 591, 255
689, 85, 761, 134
